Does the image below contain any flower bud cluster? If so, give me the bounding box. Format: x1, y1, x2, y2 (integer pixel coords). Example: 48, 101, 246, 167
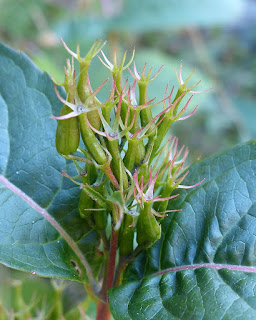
52, 39, 209, 252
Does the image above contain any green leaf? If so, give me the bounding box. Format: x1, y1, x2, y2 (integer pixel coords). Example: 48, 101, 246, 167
109, 141, 256, 319
0, 42, 102, 284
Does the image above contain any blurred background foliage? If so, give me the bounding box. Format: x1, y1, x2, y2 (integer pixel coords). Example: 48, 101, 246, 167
0, 0, 255, 318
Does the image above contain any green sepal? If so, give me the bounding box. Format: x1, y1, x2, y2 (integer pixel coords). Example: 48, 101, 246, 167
107, 139, 129, 190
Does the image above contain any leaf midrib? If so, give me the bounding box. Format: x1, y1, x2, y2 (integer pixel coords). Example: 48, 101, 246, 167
152, 263, 256, 277
160, 152, 255, 270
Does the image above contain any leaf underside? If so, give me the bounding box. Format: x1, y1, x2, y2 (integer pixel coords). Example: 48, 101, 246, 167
109, 141, 256, 319
0, 42, 102, 282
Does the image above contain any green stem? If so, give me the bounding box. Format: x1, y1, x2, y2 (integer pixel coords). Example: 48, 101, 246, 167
113, 71, 123, 94
107, 139, 128, 190
123, 140, 137, 172
114, 244, 146, 287
120, 100, 145, 167
78, 62, 101, 130
77, 61, 90, 100
149, 88, 188, 163
78, 117, 120, 189
62, 154, 91, 163
153, 183, 174, 213
78, 113, 107, 165
172, 87, 185, 117
139, 83, 154, 129
149, 117, 173, 163
101, 101, 113, 124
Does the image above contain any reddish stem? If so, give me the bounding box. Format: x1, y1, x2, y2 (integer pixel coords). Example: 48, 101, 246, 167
106, 228, 119, 294
96, 227, 119, 319
104, 163, 119, 189
96, 301, 112, 320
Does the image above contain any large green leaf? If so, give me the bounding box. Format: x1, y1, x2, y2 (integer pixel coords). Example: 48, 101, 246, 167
0, 42, 102, 283
109, 141, 256, 319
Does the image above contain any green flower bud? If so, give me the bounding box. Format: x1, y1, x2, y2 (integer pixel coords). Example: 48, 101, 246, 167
119, 215, 134, 257
55, 104, 80, 155
136, 202, 161, 248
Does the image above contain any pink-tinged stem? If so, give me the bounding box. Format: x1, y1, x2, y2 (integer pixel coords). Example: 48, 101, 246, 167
100, 228, 119, 301
103, 163, 119, 189
106, 228, 119, 297
152, 263, 256, 277
96, 227, 119, 319
96, 301, 112, 320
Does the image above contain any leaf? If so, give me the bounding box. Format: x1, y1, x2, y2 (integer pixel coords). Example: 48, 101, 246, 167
109, 141, 256, 319
0, 42, 102, 284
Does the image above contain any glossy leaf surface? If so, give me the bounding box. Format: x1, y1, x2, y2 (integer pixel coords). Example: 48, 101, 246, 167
109, 141, 256, 319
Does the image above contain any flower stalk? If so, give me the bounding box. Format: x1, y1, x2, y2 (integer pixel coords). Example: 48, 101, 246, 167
51, 39, 209, 318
